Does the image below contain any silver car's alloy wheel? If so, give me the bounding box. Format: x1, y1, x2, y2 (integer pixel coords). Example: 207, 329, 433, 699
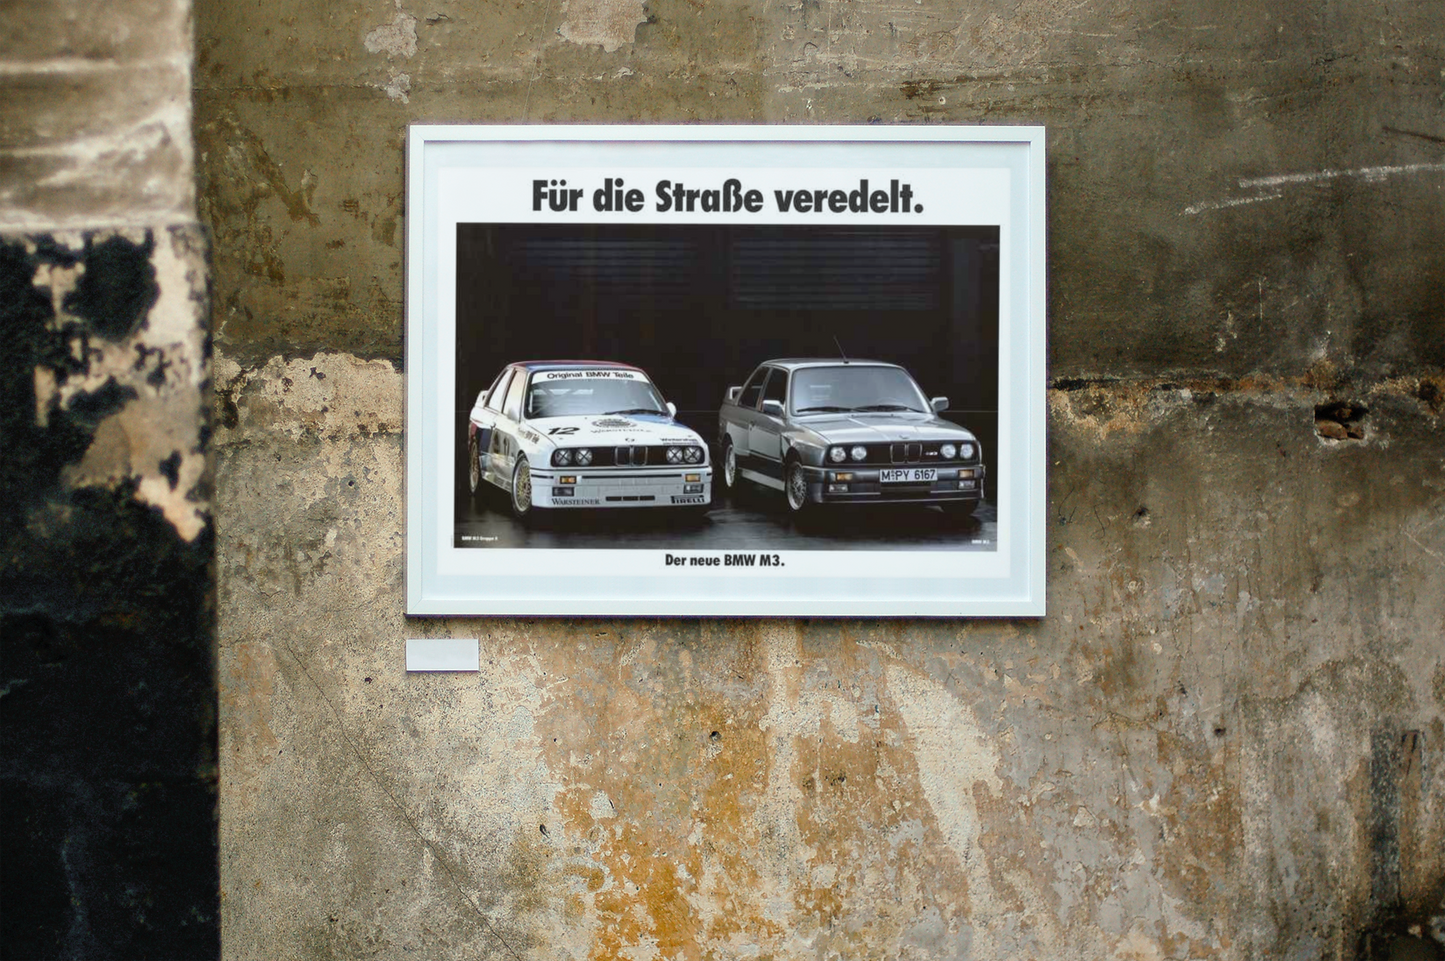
723, 441, 738, 490
511, 458, 532, 517
786, 461, 809, 513
468, 433, 481, 494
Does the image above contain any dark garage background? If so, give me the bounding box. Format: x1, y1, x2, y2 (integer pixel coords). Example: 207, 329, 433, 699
455, 223, 1000, 483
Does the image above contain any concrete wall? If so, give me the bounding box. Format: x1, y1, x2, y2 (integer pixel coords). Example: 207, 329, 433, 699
194, 1, 1445, 960
0, 0, 218, 956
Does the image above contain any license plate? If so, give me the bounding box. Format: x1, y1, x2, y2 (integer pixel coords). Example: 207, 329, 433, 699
880, 468, 937, 483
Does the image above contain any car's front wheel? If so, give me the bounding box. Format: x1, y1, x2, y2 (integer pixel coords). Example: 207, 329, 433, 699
721, 439, 739, 492
785, 458, 813, 516
510, 456, 540, 522
468, 432, 483, 499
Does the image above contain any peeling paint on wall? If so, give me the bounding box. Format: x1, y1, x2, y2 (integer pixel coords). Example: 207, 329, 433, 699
25, 229, 210, 540
558, 0, 648, 53
364, 3, 418, 59
214, 351, 401, 440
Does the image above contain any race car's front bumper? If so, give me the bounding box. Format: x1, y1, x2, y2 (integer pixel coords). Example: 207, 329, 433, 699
800, 463, 985, 506
530, 467, 713, 509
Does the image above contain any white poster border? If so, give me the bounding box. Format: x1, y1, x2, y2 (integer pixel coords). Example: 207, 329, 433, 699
406, 125, 1046, 617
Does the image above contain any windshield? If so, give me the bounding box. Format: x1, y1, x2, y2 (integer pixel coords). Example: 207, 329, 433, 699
790, 365, 929, 414
525, 371, 668, 419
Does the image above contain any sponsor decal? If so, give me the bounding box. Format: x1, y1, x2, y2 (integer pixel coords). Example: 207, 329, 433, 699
535, 369, 643, 381
520, 428, 541, 443
560, 498, 602, 505
671, 495, 707, 505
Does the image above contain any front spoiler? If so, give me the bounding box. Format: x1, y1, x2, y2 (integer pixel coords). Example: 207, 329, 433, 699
798, 463, 985, 506
530, 467, 713, 509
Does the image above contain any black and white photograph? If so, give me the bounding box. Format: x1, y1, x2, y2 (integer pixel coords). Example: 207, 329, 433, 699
406, 126, 1046, 615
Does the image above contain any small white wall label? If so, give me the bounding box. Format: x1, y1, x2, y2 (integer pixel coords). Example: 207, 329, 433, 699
405, 638, 480, 672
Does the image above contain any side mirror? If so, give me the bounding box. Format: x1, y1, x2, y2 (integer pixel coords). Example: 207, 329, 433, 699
666, 401, 677, 418
761, 399, 785, 418
725, 386, 742, 403
931, 396, 949, 413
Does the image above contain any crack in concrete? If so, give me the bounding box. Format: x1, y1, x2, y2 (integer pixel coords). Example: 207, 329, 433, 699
279, 640, 527, 961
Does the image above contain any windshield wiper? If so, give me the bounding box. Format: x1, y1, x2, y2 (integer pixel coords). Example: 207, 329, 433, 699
604, 408, 665, 416
853, 404, 921, 412
795, 405, 854, 413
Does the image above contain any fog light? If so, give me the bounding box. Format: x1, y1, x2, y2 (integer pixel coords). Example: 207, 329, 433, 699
684, 484, 704, 494
828, 483, 849, 493
553, 486, 575, 497
958, 480, 976, 490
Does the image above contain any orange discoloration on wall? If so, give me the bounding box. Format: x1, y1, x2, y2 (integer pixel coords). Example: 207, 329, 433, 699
220, 640, 281, 793
526, 629, 785, 959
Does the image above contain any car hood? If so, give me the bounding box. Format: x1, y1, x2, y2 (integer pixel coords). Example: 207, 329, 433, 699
530, 413, 703, 447
795, 412, 978, 444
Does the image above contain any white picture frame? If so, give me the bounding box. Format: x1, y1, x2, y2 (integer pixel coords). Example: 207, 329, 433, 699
406, 125, 1046, 616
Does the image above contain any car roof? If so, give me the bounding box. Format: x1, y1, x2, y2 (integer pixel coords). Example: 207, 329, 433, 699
511, 360, 645, 372
754, 358, 903, 372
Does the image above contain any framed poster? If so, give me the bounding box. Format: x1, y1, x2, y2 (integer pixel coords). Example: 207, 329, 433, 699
406, 125, 1045, 616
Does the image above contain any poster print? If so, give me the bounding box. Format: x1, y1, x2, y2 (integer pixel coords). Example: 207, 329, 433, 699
406, 126, 1045, 616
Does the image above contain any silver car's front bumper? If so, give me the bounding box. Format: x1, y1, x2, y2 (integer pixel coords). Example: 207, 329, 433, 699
799, 463, 985, 506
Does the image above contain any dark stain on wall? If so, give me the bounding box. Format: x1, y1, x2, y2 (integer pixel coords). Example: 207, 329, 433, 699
0, 237, 218, 960
65, 233, 160, 341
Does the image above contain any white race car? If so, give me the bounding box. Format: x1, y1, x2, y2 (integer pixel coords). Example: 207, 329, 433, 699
466, 361, 712, 522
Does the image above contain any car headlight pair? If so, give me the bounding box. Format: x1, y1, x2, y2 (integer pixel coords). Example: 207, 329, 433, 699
941, 443, 976, 460
665, 446, 704, 465
828, 446, 869, 463
551, 448, 594, 467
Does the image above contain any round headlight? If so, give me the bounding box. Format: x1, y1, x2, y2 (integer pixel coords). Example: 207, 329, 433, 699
666, 446, 683, 464
960, 443, 975, 459
850, 445, 867, 462
828, 446, 847, 463
552, 449, 572, 467
940, 443, 957, 459
684, 446, 702, 464
574, 448, 593, 466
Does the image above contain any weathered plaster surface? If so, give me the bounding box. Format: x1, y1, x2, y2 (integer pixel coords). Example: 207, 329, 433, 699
215, 352, 1444, 959
0, 0, 196, 230
195, 0, 1444, 956
2, 0, 217, 951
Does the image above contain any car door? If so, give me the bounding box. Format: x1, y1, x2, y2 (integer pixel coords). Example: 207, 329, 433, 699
726, 366, 769, 465
490, 368, 529, 484
472, 367, 512, 483
747, 367, 788, 482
